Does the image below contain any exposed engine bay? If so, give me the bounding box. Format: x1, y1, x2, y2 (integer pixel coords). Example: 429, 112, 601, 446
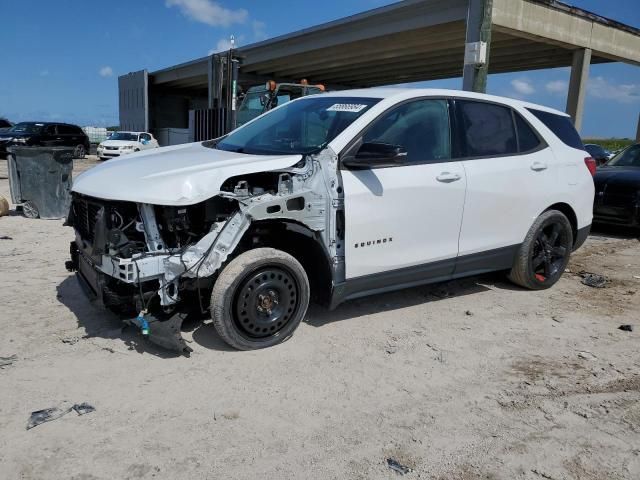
65, 148, 344, 354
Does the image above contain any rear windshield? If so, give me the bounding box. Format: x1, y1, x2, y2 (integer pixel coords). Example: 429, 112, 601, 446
527, 108, 583, 150
608, 145, 640, 167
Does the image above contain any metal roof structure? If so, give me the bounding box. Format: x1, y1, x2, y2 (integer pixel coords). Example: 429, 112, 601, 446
150, 0, 640, 90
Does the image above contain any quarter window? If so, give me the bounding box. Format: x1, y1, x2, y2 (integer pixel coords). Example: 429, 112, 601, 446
362, 99, 451, 163
514, 112, 542, 152
527, 108, 583, 150
458, 100, 517, 157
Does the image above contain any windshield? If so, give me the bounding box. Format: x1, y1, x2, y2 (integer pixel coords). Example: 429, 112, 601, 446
109, 132, 139, 141
217, 96, 380, 155
10, 122, 44, 134
607, 145, 640, 167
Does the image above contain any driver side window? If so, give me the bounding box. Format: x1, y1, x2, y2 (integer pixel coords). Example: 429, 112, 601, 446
362, 99, 451, 164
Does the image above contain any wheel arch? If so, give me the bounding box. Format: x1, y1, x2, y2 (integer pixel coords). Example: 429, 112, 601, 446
543, 202, 578, 245
233, 219, 334, 305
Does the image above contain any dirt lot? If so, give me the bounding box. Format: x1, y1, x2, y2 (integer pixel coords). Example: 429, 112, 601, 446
0, 157, 639, 480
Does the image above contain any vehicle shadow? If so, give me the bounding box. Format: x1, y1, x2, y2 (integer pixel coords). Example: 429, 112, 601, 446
306, 271, 514, 328
56, 270, 521, 355
590, 223, 640, 240
56, 275, 185, 358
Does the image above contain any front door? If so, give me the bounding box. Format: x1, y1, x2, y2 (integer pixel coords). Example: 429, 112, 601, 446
342, 98, 467, 280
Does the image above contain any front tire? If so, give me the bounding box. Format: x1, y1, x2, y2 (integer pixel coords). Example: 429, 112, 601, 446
211, 248, 310, 350
509, 210, 573, 290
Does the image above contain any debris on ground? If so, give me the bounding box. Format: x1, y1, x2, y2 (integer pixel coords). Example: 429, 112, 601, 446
0, 235, 12, 240
0, 354, 17, 368
27, 402, 95, 430
465, 310, 474, 316
618, 324, 634, 332
551, 316, 563, 323
386, 458, 413, 475
578, 351, 597, 360
72, 402, 95, 415
580, 272, 608, 288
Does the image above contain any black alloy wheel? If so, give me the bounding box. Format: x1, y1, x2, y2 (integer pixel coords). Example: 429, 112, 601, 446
530, 221, 570, 285
509, 210, 573, 290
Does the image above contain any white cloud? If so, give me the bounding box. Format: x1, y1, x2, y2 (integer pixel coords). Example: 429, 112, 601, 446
587, 76, 640, 104
99, 66, 113, 77
39, 70, 49, 77
252, 20, 267, 40
166, 0, 247, 27
545, 80, 568, 94
511, 78, 535, 96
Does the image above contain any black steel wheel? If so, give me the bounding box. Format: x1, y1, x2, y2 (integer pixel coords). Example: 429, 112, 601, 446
509, 210, 573, 290
211, 248, 310, 350
233, 267, 301, 339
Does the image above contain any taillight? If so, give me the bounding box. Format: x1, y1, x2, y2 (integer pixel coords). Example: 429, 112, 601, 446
584, 157, 597, 176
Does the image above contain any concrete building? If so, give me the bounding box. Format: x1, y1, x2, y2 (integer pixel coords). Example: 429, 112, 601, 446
119, 0, 640, 143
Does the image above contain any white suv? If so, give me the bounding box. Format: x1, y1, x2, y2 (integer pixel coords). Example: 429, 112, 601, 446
66, 88, 595, 353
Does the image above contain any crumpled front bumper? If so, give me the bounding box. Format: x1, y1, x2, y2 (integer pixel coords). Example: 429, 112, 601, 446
66, 241, 193, 356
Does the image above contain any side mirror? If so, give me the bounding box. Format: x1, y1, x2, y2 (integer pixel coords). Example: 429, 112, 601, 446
343, 142, 408, 169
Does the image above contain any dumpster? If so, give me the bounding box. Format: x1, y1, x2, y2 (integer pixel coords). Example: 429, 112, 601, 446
7, 146, 74, 219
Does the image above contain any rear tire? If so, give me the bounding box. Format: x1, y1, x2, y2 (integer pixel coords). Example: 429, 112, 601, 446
74, 144, 85, 159
508, 210, 573, 290
211, 248, 310, 350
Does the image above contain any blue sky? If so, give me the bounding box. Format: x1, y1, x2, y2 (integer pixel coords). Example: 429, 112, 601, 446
0, 0, 638, 138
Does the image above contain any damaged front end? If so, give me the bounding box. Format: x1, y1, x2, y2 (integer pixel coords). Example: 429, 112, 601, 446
65, 148, 343, 354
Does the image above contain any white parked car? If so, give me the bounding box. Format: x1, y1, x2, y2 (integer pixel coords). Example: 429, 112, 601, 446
97, 131, 159, 160
66, 88, 595, 353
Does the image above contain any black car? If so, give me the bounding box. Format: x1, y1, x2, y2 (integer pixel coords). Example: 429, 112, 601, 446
0, 118, 12, 133
584, 143, 611, 166
0, 122, 90, 159
593, 144, 640, 228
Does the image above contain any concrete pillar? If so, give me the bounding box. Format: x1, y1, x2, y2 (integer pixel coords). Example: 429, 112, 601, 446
462, 0, 493, 93
566, 48, 591, 133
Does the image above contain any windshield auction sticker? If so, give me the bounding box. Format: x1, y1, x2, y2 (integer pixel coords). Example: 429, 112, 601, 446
327, 103, 368, 113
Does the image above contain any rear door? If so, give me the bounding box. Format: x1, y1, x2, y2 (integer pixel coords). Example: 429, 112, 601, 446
454, 99, 550, 269
41, 124, 59, 146
342, 98, 467, 279
57, 124, 82, 147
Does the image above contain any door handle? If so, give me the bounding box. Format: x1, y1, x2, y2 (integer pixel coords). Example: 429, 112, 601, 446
530, 161, 548, 171
436, 172, 462, 183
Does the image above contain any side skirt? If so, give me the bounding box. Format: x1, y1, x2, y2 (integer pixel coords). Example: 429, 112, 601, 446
329, 245, 519, 310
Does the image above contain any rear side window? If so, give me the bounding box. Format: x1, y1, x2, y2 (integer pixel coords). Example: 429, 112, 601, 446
514, 113, 542, 152
527, 108, 583, 150
458, 101, 517, 157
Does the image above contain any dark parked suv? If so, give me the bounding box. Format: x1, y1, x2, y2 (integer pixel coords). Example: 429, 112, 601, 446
0, 122, 90, 159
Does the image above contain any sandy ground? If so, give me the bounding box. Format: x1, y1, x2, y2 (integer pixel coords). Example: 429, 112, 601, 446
0, 157, 639, 480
